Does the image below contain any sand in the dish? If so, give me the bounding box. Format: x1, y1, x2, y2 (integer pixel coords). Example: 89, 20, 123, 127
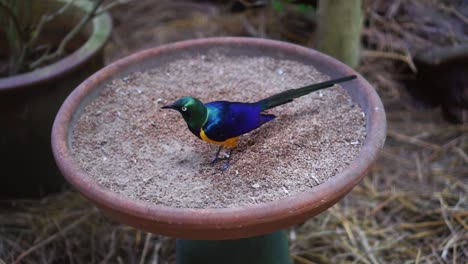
71, 54, 366, 209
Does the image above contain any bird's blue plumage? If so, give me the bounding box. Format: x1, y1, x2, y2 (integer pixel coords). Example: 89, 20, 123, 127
202, 101, 275, 142
162, 75, 357, 170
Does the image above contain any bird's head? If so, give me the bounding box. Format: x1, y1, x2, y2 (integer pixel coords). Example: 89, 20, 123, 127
162, 96, 207, 129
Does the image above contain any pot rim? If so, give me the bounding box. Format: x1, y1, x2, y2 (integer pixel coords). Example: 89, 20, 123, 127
52, 37, 386, 239
0, 0, 112, 91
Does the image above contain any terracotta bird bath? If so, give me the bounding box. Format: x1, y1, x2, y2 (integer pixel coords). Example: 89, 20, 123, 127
52, 37, 386, 263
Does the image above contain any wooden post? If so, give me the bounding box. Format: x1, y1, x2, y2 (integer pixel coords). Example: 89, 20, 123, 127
316, 0, 363, 68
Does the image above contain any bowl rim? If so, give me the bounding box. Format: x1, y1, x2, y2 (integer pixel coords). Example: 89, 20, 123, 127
52, 37, 386, 239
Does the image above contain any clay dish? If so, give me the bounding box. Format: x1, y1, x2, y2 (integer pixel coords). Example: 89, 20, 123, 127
52, 37, 386, 239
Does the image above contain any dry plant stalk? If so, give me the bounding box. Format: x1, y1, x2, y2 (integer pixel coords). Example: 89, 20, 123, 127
0, 0, 123, 75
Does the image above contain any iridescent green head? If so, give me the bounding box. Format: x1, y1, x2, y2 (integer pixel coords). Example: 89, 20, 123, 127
162, 96, 207, 129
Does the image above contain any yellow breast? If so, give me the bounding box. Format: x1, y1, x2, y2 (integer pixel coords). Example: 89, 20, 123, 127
200, 129, 239, 148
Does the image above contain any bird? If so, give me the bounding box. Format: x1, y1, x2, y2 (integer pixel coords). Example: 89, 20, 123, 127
162, 75, 357, 170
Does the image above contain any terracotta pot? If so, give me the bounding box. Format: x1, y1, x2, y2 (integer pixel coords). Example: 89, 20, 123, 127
52, 37, 386, 239
0, 0, 112, 197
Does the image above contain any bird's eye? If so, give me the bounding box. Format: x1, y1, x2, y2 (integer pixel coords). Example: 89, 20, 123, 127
181, 106, 187, 112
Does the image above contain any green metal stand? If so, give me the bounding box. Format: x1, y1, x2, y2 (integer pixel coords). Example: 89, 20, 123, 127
176, 230, 292, 264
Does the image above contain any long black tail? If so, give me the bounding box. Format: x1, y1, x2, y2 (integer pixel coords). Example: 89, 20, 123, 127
257, 75, 357, 110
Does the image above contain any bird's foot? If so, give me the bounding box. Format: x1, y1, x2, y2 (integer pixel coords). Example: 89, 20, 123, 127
220, 149, 234, 171
210, 146, 223, 166
210, 155, 219, 165
221, 161, 230, 171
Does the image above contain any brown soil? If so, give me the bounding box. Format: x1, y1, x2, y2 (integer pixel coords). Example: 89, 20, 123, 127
71, 53, 366, 208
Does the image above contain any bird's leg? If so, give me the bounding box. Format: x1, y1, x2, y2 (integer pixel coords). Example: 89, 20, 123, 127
221, 148, 234, 171
210, 145, 223, 165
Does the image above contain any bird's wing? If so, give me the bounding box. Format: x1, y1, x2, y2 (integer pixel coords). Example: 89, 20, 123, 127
203, 101, 275, 142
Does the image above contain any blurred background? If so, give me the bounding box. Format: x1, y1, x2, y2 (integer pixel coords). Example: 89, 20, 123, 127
1, 0, 467, 263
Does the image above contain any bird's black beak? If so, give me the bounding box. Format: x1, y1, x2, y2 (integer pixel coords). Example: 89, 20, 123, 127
161, 104, 177, 110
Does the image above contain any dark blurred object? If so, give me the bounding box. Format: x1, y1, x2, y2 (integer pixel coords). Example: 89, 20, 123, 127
406, 45, 468, 123
231, 0, 266, 12
364, 0, 468, 123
